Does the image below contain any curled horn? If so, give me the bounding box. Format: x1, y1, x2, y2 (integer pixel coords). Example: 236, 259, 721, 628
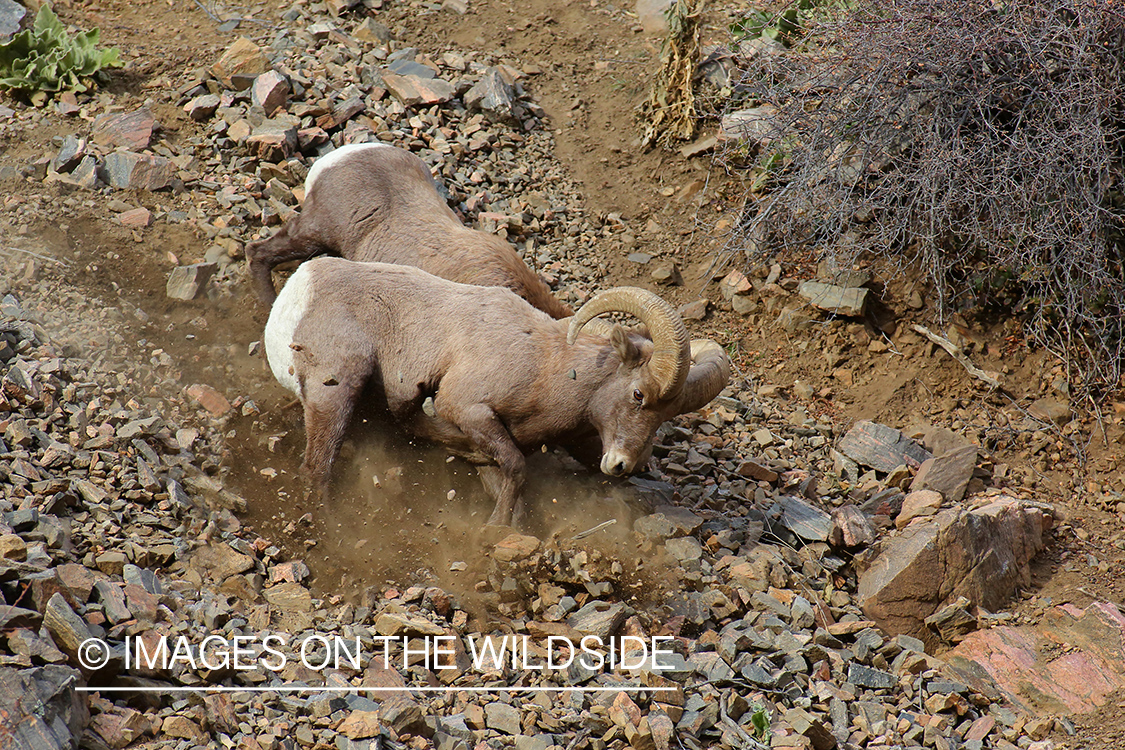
678, 339, 731, 413
568, 287, 690, 400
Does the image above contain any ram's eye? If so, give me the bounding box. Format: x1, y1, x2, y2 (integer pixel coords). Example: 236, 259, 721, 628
633, 389, 644, 403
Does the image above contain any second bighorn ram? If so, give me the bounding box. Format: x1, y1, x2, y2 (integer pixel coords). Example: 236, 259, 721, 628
265, 258, 730, 527
246, 143, 572, 319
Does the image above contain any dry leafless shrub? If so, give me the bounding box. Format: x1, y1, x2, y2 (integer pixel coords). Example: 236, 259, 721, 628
641, 0, 704, 148
719, 0, 1125, 402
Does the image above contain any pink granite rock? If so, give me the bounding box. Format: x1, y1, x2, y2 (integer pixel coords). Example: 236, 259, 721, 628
947, 602, 1125, 715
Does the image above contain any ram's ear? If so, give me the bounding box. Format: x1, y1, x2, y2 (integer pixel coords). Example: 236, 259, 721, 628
611, 324, 643, 369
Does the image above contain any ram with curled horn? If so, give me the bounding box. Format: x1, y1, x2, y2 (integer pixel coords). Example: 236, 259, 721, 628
265, 258, 731, 527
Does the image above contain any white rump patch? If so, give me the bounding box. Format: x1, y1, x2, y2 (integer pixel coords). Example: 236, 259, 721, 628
264, 263, 313, 395
304, 142, 393, 195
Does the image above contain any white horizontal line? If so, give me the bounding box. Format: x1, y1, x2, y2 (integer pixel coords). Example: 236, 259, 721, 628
78, 686, 675, 693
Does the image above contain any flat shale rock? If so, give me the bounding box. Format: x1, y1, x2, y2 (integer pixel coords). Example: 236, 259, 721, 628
567, 600, 627, 639
773, 495, 832, 543
799, 281, 868, 317
262, 581, 312, 612
382, 72, 457, 106
910, 445, 978, 503
1028, 397, 1071, 426
339, 710, 382, 739
0, 664, 88, 748
92, 108, 156, 151
42, 592, 93, 661
678, 298, 708, 320
185, 386, 231, 421
484, 701, 522, 735
0, 604, 42, 630
719, 105, 778, 144
162, 715, 206, 741
211, 37, 270, 88
838, 420, 932, 473
373, 612, 445, 637
492, 533, 541, 562
847, 663, 895, 690
102, 152, 176, 191
166, 262, 218, 301
895, 489, 943, 528
189, 542, 254, 581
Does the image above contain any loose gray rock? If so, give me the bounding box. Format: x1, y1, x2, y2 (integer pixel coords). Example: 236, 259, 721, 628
465, 68, 520, 124
0, 665, 88, 749
798, 280, 869, 317
0, 0, 25, 41
774, 495, 832, 543
567, 600, 627, 639
184, 93, 221, 121
838, 420, 932, 473
53, 135, 88, 173
910, 445, 978, 503
664, 536, 703, 563
166, 263, 218, 300
102, 152, 176, 191
719, 105, 779, 144
847, 663, 895, 689
634, 505, 702, 542
252, 71, 291, 115
355, 17, 392, 44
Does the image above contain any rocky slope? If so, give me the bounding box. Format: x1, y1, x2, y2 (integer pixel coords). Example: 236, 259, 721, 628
0, 1, 1116, 749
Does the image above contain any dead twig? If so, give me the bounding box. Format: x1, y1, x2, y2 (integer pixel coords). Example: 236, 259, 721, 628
570, 518, 617, 540
3, 246, 68, 266
912, 323, 1000, 390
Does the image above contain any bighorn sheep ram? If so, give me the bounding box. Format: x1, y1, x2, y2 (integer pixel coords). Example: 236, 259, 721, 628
246, 143, 572, 319
265, 258, 730, 527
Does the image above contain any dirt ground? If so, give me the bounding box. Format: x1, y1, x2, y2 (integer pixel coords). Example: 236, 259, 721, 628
3, 0, 1125, 741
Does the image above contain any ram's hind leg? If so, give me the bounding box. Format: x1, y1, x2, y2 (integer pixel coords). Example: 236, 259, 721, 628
300, 379, 364, 503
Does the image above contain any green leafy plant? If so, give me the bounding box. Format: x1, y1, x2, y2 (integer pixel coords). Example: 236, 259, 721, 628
749, 704, 771, 741
731, 0, 815, 45
0, 4, 123, 94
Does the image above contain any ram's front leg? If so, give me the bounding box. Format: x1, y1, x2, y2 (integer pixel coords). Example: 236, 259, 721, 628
299, 377, 364, 504
447, 403, 527, 528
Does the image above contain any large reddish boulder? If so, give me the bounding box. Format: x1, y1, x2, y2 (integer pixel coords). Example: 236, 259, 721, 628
857, 494, 1052, 649
947, 602, 1125, 715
